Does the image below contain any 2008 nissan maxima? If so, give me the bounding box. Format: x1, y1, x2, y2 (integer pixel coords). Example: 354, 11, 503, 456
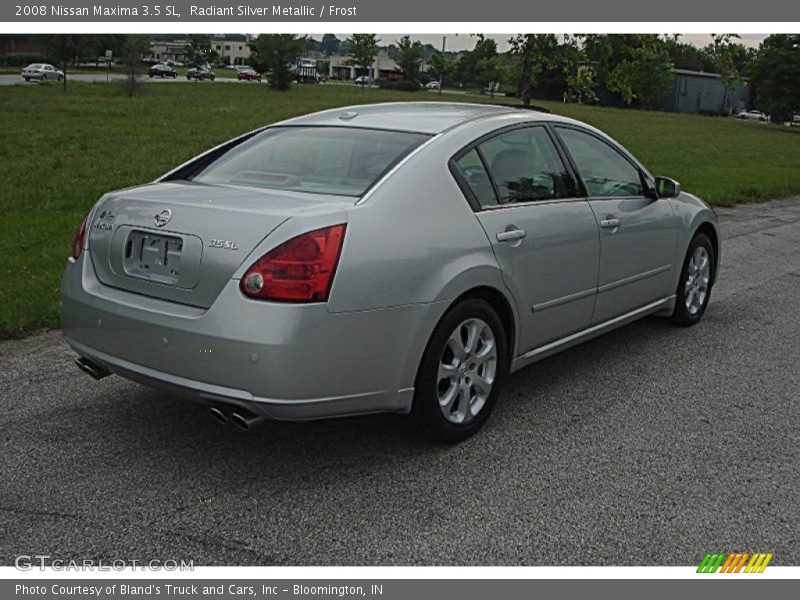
61, 102, 719, 442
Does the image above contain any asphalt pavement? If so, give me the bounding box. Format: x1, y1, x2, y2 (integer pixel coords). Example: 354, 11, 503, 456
1, 197, 799, 566
0, 73, 254, 86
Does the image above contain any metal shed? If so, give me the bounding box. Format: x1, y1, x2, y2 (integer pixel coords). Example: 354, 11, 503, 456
658, 69, 752, 115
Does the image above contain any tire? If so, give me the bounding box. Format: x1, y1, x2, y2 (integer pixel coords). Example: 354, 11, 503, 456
671, 232, 715, 326
57, 75, 63, 82
412, 298, 509, 443
24, 77, 30, 82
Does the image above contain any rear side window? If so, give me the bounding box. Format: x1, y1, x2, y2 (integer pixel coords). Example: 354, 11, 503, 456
478, 127, 577, 204
453, 149, 498, 208
555, 127, 644, 198
191, 126, 429, 197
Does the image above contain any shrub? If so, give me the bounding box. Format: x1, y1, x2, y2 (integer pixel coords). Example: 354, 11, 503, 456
377, 79, 420, 92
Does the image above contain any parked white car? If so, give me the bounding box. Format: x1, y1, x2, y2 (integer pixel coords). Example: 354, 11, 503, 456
737, 110, 769, 122
426, 81, 441, 90
21, 63, 64, 82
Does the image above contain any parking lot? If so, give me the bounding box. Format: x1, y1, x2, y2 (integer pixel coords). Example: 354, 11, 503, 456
0, 73, 257, 86
1, 196, 798, 566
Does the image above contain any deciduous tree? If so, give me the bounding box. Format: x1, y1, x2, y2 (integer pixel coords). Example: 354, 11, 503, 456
345, 34, 379, 84
749, 34, 800, 123
508, 34, 558, 106
39, 34, 93, 92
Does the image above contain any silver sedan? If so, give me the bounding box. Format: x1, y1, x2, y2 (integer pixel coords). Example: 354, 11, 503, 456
21, 63, 64, 82
61, 102, 719, 442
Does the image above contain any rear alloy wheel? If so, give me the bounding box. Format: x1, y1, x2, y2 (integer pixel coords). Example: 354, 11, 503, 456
57, 75, 63, 82
671, 232, 715, 326
413, 299, 508, 443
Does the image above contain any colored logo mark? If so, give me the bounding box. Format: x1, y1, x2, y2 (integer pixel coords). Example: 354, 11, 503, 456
697, 552, 773, 573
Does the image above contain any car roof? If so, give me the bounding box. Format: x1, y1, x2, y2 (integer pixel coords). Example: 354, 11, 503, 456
279, 102, 553, 135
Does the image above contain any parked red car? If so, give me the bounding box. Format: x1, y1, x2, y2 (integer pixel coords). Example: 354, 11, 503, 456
236, 69, 262, 82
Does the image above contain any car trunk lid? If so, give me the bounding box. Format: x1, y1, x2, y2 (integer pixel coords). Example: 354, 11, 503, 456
87, 181, 351, 308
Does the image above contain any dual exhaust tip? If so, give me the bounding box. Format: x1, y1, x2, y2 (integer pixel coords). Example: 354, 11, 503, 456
75, 356, 111, 380
209, 405, 264, 431
75, 356, 263, 432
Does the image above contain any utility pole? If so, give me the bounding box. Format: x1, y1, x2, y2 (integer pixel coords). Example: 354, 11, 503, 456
439, 35, 445, 95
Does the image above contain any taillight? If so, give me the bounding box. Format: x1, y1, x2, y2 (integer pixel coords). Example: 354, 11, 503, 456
240, 224, 346, 303
71, 213, 89, 260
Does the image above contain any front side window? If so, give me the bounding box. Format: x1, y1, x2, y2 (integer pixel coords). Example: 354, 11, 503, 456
478, 127, 577, 204
191, 126, 429, 197
555, 127, 645, 198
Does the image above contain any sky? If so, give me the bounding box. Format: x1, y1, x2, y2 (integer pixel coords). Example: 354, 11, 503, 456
310, 34, 769, 52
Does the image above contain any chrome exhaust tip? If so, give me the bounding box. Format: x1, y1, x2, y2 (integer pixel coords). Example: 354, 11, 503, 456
208, 406, 229, 426
74, 357, 111, 380
230, 410, 265, 431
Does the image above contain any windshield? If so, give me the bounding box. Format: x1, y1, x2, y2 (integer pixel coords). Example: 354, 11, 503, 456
191, 126, 430, 197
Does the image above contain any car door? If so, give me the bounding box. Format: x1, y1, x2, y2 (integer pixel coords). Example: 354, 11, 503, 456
451, 125, 600, 354
553, 126, 679, 324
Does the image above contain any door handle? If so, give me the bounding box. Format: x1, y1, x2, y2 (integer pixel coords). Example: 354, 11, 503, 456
496, 229, 527, 242
600, 218, 620, 229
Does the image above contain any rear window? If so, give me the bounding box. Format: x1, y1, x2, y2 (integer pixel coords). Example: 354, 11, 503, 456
191, 126, 430, 197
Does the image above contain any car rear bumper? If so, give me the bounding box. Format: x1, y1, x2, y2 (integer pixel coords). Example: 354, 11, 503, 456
66, 337, 409, 421
61, 252, 445, 420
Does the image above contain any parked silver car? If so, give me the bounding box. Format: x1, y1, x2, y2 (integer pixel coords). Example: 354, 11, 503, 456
21, 63, 64, 82
737, 109, 769, 122
61, 102, 719, 442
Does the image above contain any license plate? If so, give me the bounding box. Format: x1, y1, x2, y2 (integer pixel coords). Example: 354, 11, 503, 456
123, 230, 183, 284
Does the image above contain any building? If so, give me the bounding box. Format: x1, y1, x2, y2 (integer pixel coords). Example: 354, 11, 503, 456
657, 69, 752, 115
0, 35, 42, 55
210, 36, 252, 66
147, 40, 189, 64
326, 49, 428, 80
147, 36, 252, 66
0, 34, 44, 65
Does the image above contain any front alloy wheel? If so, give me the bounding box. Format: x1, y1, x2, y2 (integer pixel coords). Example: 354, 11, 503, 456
684, 245, 711, 316
671, 232, 715, 325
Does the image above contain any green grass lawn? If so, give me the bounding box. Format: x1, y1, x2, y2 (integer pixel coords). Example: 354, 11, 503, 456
2, 81, 800, 338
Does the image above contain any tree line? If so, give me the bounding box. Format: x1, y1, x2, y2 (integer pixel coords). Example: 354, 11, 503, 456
17, 33, 800, 121
281, 33, 799, 120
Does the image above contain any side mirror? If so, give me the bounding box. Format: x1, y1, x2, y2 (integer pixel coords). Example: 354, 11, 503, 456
655, 176, 681, 199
